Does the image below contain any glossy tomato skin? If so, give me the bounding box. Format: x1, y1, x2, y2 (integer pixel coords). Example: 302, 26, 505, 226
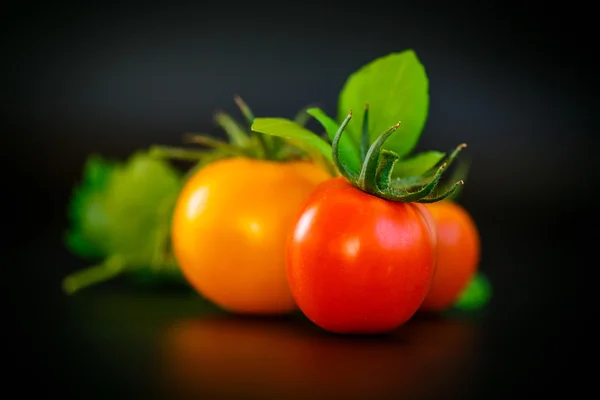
171, 158, 330, 315
286, 177, 437, 334
419, 200, 481, 312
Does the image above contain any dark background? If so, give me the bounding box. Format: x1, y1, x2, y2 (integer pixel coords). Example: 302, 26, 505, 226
3, 1, 589, 398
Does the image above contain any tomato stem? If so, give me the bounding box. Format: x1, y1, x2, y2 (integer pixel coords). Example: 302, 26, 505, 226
330, 109, 467, 203
234, 94, 279, 160
357, 120, 401, 193
415, 179, 464, 203
446, 156, 471, 201
234, 94, 255, 125
360, 103, 370, 162
152, 97, 336, 174
332, 110, 357, 182
184, 134, 252, 157
149, 146, 211, 162
62, 255, 126, 295
375, 150, 399, 190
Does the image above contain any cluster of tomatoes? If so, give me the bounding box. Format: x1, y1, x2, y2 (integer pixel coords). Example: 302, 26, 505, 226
170, 154, 480, 335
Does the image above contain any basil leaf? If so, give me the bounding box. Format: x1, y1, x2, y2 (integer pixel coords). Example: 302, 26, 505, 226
306, 107, 360, 171
393, 151, 445, 178
337, 50, 429, 159
251, 118, 333, 162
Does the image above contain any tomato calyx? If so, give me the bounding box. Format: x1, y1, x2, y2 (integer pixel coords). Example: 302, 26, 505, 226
148, 96, 335, 175
332, 105, 466, 203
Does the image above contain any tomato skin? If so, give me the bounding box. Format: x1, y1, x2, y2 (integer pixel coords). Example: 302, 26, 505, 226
171, 158, 330, 315
286, 177, 437, 334
419, 201, 481, 312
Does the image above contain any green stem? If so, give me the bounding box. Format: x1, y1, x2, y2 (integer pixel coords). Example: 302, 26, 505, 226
252, 131, 270, 159
62, 255, 127, 295
446, 156, 471, 201
233, 95, 255, 126
427, 143, 467, 178
375, 150, 399, 191
417, 180, 464, 203
329, 104, 469, 204
233, 95, 272, 159
360, 103, 370, 162
149, 146, 209, 162
357, 121, 401, 193
184, 134, 251, 157
331, 110, 358, 181
214, 111, 250, 146
385, 163, 447, 201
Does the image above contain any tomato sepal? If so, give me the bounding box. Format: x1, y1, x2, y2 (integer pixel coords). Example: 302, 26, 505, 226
330, 108, 466, 203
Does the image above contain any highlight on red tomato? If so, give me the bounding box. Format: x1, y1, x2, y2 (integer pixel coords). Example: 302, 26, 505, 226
419, 200, 481, 312
156, 96, 333, 315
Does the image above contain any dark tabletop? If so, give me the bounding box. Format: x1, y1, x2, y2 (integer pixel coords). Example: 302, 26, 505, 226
8, 214, 577, 400
57, 287, 486, 399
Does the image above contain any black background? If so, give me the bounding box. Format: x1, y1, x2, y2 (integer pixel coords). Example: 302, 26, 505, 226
3, 1, 590, 398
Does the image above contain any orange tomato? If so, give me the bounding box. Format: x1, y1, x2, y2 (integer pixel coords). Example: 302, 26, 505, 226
419, 200, 481, 312
171, 158, 331, 315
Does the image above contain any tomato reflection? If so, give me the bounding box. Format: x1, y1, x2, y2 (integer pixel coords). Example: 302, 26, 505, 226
159, 313, 479, 399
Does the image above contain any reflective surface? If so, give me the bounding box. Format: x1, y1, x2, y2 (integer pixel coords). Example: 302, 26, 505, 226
52, 286, 485, 399
12, 212, 576, 399
161, 312, 480, 399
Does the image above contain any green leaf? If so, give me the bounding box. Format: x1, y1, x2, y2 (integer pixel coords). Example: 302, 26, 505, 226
214, 111, 250, 146
63, 151, 185, 293
66, 151, 183, 262
66, 155, 117, 258
392, 151, 445, 178
294, 104, 320, 127
453, 272, 492, 310
446, 157, 471, 201
306, 107, 361, 172
337, 50, 429, 159
251, 118, 333, 162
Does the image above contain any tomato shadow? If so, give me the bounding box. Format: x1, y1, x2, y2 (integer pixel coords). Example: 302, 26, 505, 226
158, 310, 482, 399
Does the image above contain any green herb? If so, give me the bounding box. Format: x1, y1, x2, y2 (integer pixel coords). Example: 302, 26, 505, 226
247, 118, 333, 162
252, 50, 466, 203
338, 50, 429, 161
63, 151, 184, 294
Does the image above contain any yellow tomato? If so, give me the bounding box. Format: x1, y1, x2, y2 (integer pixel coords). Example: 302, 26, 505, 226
171, 158, 331, 315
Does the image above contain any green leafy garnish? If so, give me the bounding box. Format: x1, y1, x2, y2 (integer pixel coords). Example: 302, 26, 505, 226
66, 155, 117, 259
306, 107, 361, 171
249, 118, 333, 162
63, 151, 184, 294
453, 272, 492, 310
251, 49, 466, 203
392, 150, 446, 178
338, 49, 429, 160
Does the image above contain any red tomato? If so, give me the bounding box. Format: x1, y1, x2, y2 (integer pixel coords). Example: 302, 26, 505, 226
286, 177, 437, 334
419, 200, 481, 312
